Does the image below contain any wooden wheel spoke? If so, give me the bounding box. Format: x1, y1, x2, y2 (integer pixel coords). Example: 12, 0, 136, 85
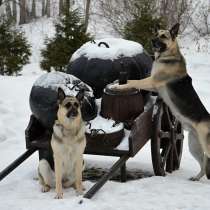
151, 100, 184, 176
172, 144, 180, 163
161, 144, 172, 167
164, 106, 173, 128
173, 119, 179, 129
159, 130, 170, 138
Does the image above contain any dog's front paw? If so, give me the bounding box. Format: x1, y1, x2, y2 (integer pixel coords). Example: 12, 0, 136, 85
75, 185, 84, 196
109, 83, 130, 91
41, 185, 50, 193
189, 177, 200, 181
76, 189, 84, 196
54, 192, 63, 199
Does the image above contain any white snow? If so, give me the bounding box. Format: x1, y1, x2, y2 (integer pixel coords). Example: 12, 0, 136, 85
116, 129, 130, 151
70, 38, 144, 62
86, 115, 124, 134
34, 71, 94, 97
19, 18, 55, 64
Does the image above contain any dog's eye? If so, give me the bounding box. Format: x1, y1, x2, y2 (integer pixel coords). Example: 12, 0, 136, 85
74, 102, 79, 108
160, 35, 167, 39
65, 102, 71, 109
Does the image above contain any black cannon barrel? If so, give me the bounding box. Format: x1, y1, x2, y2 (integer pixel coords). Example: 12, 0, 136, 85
67, 38, 153, 98
29, 72, 97, 129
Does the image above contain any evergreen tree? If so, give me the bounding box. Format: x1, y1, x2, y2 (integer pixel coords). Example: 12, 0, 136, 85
40, 9, 92, 72
0, 16, 31, 75
123, 1, 166, 54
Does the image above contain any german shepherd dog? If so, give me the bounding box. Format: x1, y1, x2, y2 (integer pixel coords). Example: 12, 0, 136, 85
112, 23, 210, 181
38, 88, 86, 199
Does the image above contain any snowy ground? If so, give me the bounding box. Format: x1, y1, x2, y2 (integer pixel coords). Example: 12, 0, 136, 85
0, 19, 210, 209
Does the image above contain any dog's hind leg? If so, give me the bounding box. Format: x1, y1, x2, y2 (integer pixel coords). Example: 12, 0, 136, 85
38, 159, 54, 192
188, 131, 206, 181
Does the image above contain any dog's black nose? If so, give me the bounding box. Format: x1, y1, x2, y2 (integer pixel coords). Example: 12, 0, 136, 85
67, 109, 78, 118
72, 109, 78, 117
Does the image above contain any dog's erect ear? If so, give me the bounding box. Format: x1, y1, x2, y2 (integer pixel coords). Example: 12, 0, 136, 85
76, 89, 85, 103
57, 87, 66, 104
170, 23, 180, 40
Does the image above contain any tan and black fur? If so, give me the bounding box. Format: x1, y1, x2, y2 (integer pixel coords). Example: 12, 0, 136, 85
112, 23, 210, 180
38, 88, 86, 199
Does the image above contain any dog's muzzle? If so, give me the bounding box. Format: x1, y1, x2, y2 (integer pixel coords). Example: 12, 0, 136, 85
67, 108, 78, 118
151, 38, 167, 52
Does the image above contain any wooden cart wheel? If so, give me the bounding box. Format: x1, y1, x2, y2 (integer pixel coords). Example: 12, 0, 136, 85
151, 98, 184, 176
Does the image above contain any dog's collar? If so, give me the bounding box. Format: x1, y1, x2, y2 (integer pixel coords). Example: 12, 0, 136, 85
158, 57, 182, 64
54, 121, 71, 132
53, 121, 72, 141
53, 132, 63, 143
53, 120, 83, 138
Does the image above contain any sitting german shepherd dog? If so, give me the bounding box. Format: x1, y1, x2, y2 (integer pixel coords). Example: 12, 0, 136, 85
38, 88, 86, 199
112, 23, 210, 181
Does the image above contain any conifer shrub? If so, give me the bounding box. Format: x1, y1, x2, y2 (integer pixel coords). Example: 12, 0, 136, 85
0, 16, 31, 75
40, 9, 92, 72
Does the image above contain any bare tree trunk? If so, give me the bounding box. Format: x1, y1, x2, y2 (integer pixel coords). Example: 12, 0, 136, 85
19, 0, 27, 24
31, 0, 36, 18
42, 0, 45, 16
84, 0, 91, 32
6, 1, 12, 19
59, 0, 64, 16
12, 0, 17, 22
45, 0, 50, 17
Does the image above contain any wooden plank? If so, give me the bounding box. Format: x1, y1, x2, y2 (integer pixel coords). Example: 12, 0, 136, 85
129, 105, 154, 156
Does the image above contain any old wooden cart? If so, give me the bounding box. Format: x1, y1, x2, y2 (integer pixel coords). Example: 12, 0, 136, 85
0, 92, 184, 199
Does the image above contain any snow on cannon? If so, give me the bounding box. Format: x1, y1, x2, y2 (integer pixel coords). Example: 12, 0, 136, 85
0, 38, 184, 200
29, 72, 97, 129
67, 38, 152, 98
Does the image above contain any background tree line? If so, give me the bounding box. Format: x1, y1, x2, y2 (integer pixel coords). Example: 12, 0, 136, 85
0, 0, 209, 37
0, 0, 90, 27
0, 0, 92, 75
0, 0, 209, 75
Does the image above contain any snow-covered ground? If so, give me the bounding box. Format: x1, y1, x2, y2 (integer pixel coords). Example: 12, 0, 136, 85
0, 18, 210, 210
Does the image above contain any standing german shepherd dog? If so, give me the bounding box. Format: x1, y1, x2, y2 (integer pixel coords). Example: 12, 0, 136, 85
112, 23, 210, 181
38, 88, 86, 199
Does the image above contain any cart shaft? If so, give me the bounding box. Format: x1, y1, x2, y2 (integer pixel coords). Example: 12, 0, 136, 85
0, 149, 37, 182
83, 155, 129, 199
